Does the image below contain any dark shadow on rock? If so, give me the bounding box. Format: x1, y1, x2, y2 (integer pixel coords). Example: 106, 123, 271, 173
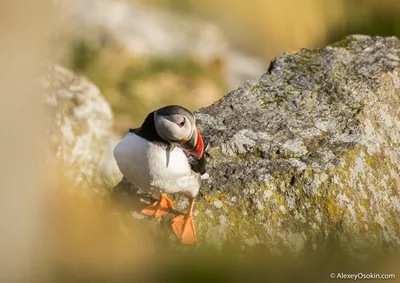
111, 178, 184, 217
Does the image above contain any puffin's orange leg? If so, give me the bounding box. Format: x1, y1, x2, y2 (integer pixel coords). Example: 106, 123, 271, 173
171, 198, 197, 245
141, 193, 174, 217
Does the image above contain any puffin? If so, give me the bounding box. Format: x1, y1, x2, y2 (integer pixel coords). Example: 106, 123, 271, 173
113, 105, 206, 245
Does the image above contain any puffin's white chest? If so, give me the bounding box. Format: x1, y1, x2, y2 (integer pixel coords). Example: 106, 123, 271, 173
113, 133, 199, 195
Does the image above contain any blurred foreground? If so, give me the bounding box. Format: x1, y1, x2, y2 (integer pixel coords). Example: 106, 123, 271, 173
45, 180, 400, 283
20, 174, 398, 283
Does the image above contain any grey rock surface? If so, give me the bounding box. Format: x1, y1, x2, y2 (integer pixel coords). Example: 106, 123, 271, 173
43, 65, 121, 187
191, 35, 400, 250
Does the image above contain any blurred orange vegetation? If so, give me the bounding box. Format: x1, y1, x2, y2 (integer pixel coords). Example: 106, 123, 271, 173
48, 181, 155, 281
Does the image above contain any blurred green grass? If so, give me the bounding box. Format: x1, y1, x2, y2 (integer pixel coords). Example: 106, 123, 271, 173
327, 0, 400, 43
61, 38, 226, 135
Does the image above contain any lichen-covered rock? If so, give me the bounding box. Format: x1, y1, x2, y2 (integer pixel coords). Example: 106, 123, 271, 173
43, 65, 121, 187
191, 35, 400, 250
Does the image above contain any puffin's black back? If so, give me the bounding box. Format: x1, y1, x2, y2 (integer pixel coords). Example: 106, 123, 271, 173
130, 111, 168, 144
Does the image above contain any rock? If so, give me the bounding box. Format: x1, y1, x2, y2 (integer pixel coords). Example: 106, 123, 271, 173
57, 0, 265, 89
116, 35, 400, 251
43, 65, 121, 187
191, 35, 400, 250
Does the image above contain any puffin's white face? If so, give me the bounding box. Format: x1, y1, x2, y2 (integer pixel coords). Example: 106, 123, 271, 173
154, 113, 194, 143
153, 106, 204, 158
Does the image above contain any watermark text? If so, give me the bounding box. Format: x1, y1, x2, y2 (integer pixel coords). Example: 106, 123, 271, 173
330, 272, 396, 280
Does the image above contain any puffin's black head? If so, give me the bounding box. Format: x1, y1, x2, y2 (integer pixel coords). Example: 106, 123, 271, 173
152, 105, 204, 158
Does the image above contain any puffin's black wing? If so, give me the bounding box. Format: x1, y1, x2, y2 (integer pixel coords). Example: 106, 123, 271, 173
188, 154, 207, 175
128, 128, 140, 134
187, 136, 209, 175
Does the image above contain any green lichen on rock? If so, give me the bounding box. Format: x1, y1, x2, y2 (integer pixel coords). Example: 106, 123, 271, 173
192, 35, 400, 250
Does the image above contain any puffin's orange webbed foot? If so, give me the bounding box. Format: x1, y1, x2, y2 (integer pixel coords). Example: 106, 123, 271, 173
141, 193, 174, 217
171, 198, 197, 245
172, 214, 197, 245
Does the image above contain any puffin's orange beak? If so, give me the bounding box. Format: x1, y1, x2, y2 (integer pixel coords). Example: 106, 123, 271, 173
180, 128, 204, 158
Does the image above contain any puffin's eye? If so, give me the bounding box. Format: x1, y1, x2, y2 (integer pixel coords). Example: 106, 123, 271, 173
177, 118, 185, 128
